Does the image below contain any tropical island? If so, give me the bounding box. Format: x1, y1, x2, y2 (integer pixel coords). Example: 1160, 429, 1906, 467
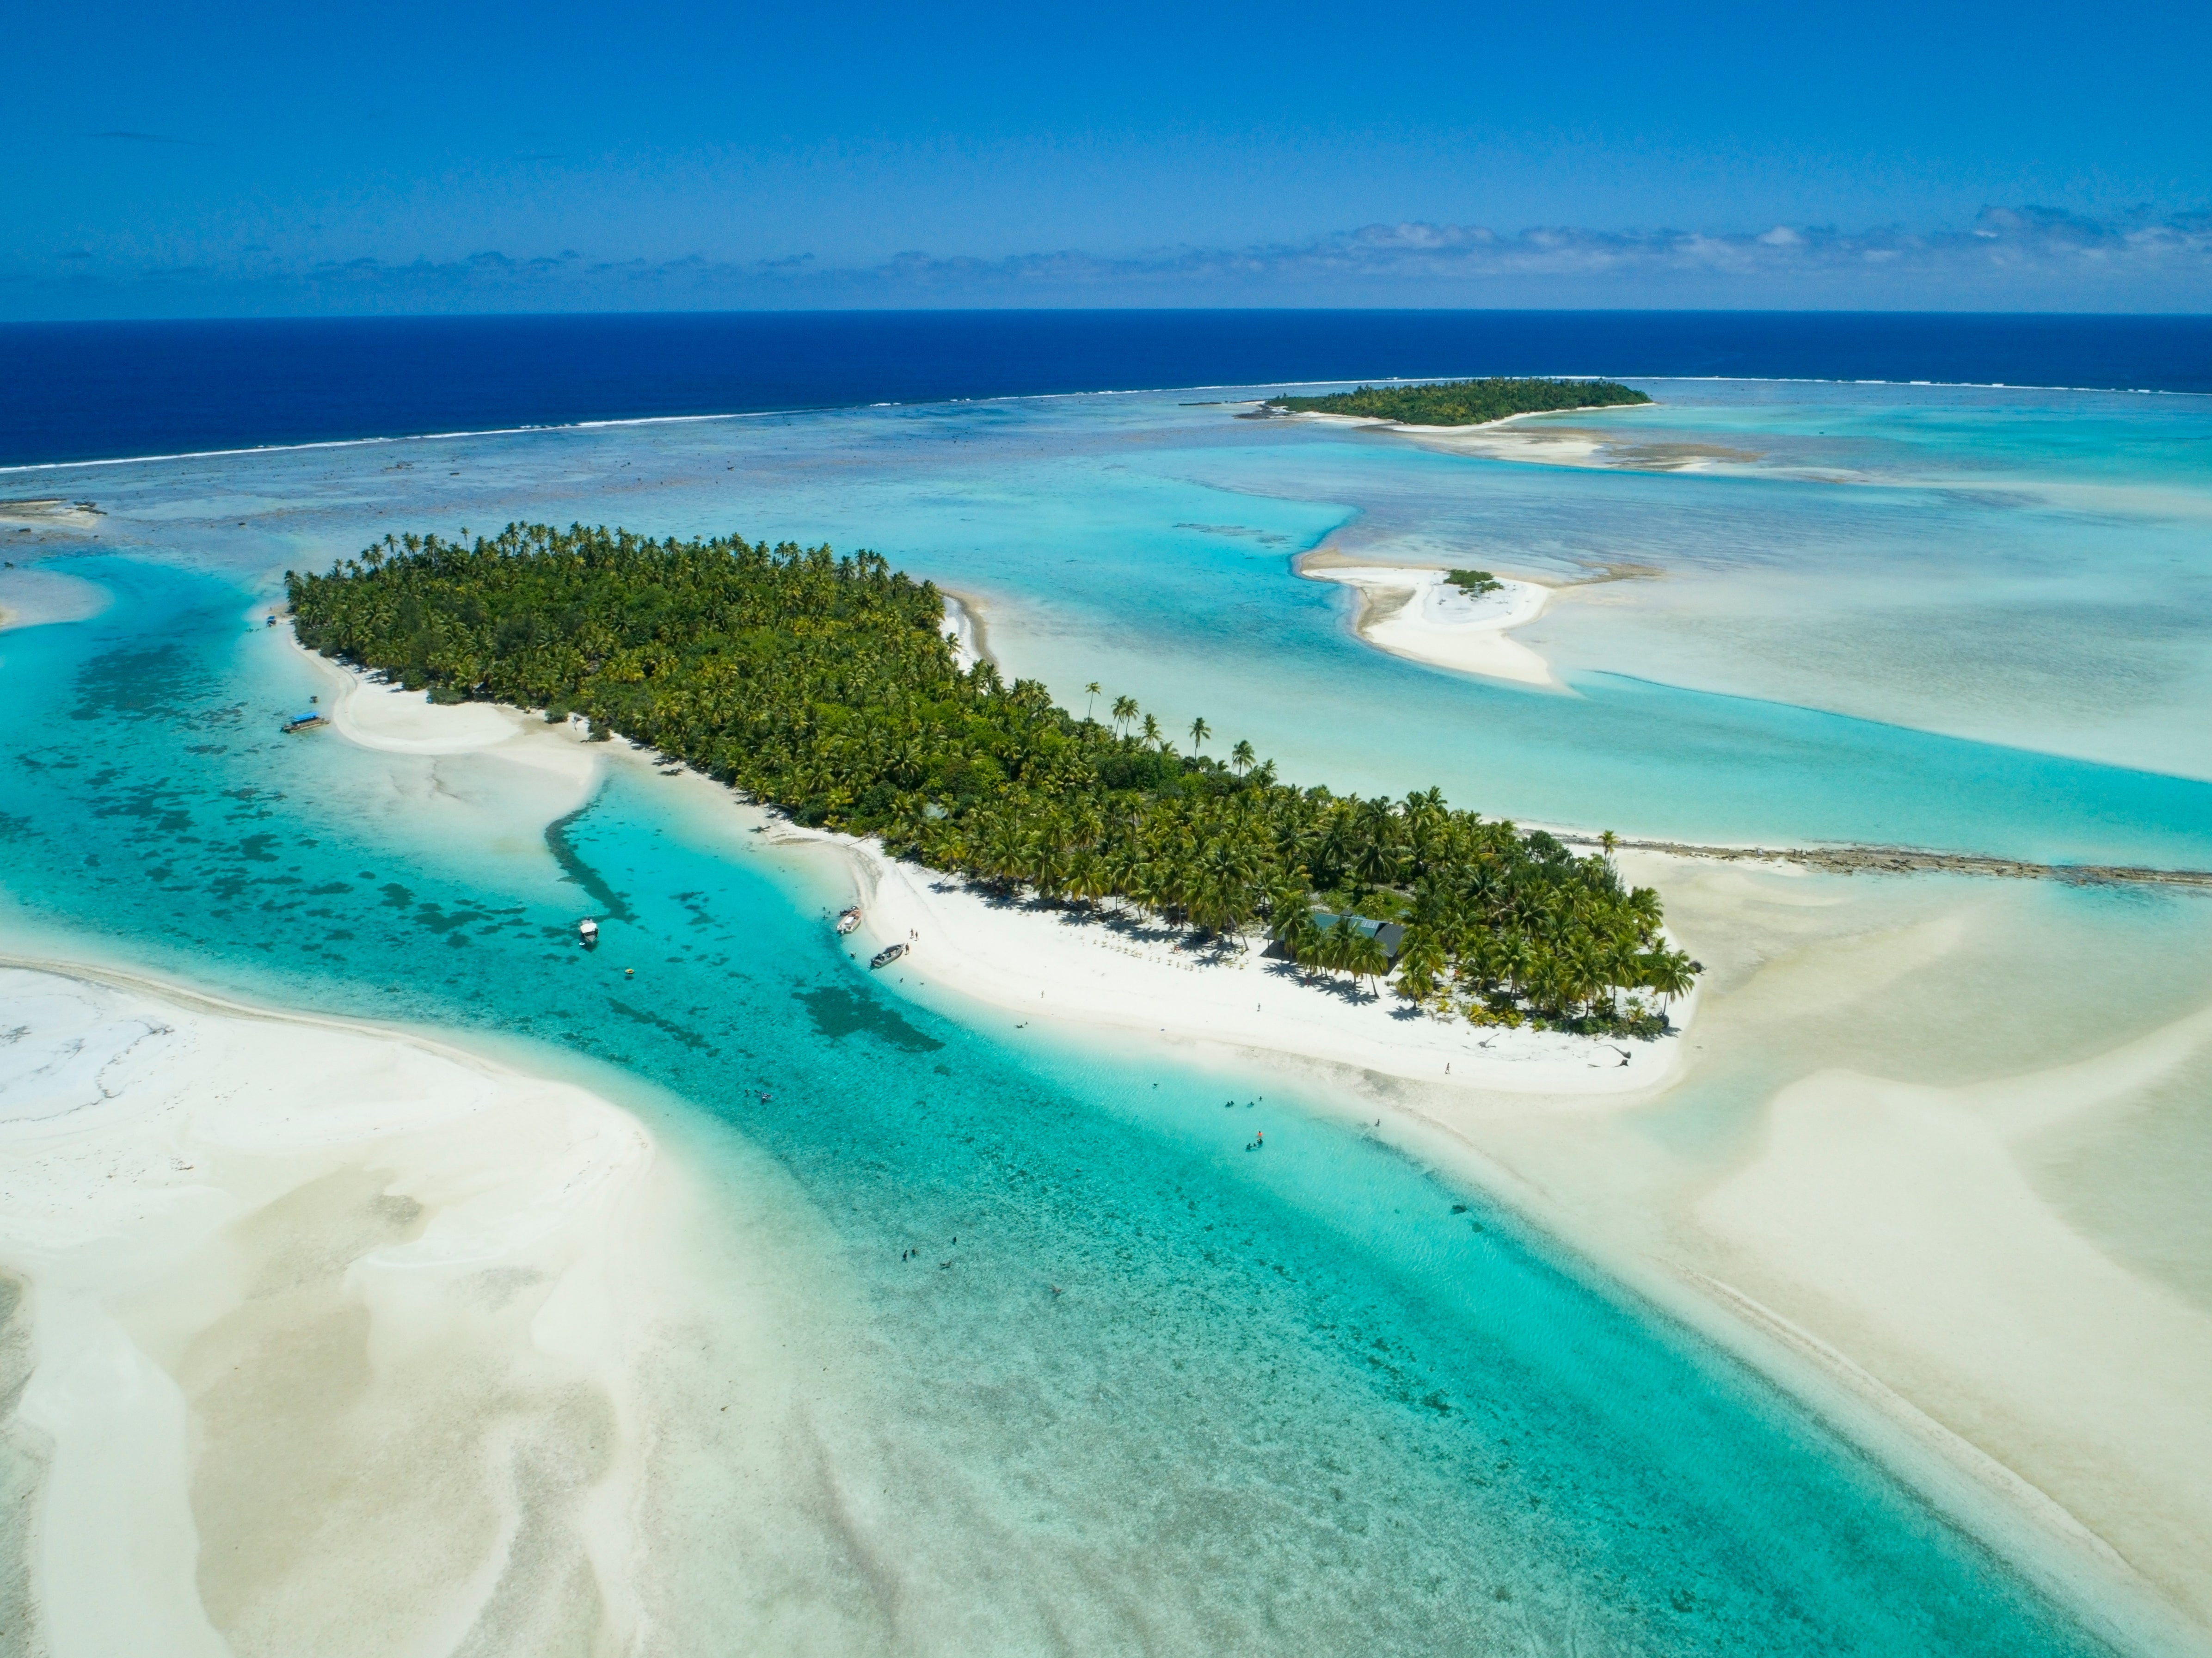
1263, 376, 1652, 426
288, 523, 1697, 1036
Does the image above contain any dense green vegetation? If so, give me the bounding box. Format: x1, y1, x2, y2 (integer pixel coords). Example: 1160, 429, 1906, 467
1266, 376, 1651, 426
288, 523, 1697, 1036
1446, 569, 1503, 596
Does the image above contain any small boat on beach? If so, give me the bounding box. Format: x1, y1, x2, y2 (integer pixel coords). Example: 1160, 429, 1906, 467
869, 941, 908, 970
835, 906, 863, 935
280, 711, 325, 733
578, 918, 599, 947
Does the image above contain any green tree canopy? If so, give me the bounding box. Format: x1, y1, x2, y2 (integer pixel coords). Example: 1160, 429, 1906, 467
288, 522, 1693, 1037
1265, 377, 1650, 427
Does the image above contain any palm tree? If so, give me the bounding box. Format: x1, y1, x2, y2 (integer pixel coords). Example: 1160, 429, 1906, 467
1347, 927, 1392, 997
1067, 851, 1108, 910
1641, 948, 1697, 1012
1084, 681, 1101, 719
1188, 716, 1211, 754
983, 818, 1031, 888
1230, 739, 1255, 775
1135, 856, 1179, 921
1031, 823, 1073, 900
1352, 829, 1403, 892
1392, 926, 1448, 1006
1141, 713, 1161, 748
1102, 841, 1147, 913
1267, 878, 1312, 945
1111, 695, 1138, 733
1314, 811, 1355, 890
1318, 917, 1358, 982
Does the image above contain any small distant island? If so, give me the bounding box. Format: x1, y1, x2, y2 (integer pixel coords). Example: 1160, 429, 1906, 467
289, 524, 1696, 1037
1263, 377, 1653, 426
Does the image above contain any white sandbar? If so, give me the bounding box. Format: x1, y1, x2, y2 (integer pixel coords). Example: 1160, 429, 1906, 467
1302, 562, 1558, 687
0, 567, 110, 634
0, 963, 678, 1654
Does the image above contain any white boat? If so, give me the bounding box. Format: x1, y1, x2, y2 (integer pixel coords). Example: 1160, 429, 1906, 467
869, 941, 908, 970
835, 906, 863, 935
578, 918, 599, 946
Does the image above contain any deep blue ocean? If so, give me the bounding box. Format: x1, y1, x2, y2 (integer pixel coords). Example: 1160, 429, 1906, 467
5, 308, 2211, 468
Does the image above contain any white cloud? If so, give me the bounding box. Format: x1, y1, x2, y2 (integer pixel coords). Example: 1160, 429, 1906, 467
9, 206, 2212, 316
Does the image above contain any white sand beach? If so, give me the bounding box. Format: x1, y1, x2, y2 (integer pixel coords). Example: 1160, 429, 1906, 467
1299, 559, 1559, 686
1695, 1038, 2212, 1633
0, 942, 945, 1656
0, 961, 724, 1655
940, 591, 985, 670
815, 834, 1681, 1095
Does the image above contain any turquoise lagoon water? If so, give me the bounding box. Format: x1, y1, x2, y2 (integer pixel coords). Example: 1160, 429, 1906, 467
36, 377, 2212, 863
9, 377, 2212, 1650
0, 558, 2126, 1653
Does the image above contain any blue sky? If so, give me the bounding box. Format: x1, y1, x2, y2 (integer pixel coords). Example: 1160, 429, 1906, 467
6, 0, 2209, 314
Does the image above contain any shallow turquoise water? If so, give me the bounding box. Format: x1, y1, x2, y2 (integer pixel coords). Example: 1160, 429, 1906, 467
0, 557, 2131, 1653
30, 377, 2212, 861
10, 378, 2212, 1649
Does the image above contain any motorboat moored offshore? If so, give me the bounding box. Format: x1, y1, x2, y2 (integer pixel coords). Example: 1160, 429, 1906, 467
578, 918, 599, 947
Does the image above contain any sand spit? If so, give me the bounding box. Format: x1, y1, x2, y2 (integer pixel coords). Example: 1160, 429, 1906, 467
1556, 832, 2212, 891
1297, 559, 1559, 688
1697, 1022, 2212, 1637
1246, 403, 1759, 475
1371, 854, 2212, 1654
0, 961, 686, 1655
0, 951, 905, 1658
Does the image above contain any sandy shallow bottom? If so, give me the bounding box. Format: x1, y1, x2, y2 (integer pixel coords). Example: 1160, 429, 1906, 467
0, 962, 671, 1654
785, 814, 2212, 1646
0, 567, 111, 634
670, 774, 2212, 1641
335, 647, 2212, 1647
22, 637, 2205, 1652
1401, 855, 2212, 1650
0, 948, 905, 1657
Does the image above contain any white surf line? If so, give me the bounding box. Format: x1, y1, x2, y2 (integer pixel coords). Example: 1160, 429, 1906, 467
15, 370, 2196, 479
0, 409, 789, 476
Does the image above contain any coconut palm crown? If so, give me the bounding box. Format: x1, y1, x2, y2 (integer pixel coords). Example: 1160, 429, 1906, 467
290, 522, 1696, 1038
